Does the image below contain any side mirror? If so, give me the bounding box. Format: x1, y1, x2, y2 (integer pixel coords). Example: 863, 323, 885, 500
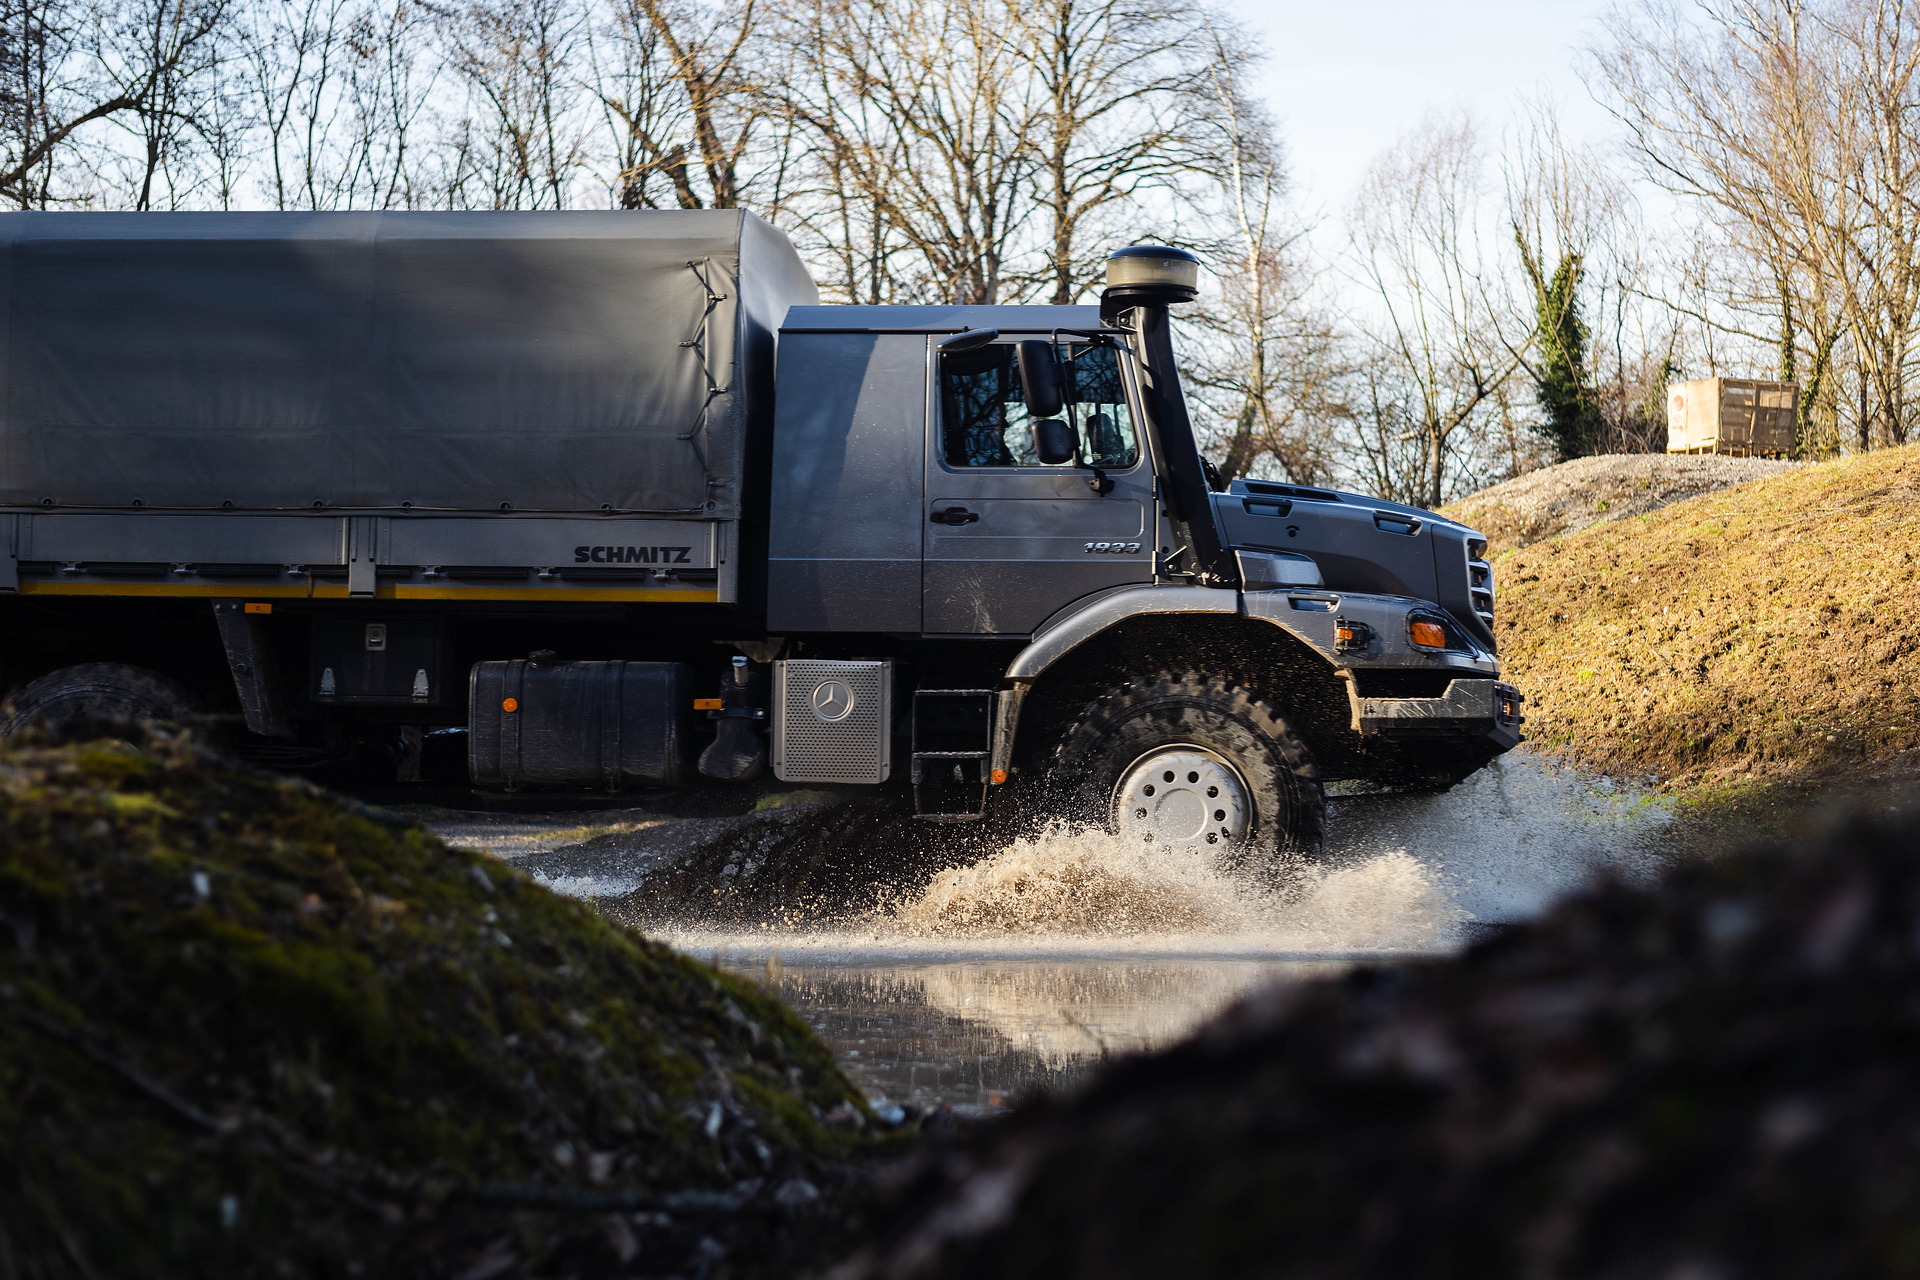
1031, 418, 1076, 466
1016, 340, 1065, 418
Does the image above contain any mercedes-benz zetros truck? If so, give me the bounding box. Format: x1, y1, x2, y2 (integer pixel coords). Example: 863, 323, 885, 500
0, 210, 1521, 857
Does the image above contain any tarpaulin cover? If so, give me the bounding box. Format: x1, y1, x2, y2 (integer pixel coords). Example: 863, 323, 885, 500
0, 209, 816, 516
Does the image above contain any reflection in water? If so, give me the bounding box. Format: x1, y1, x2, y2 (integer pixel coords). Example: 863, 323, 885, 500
723, 958, 1343, 1110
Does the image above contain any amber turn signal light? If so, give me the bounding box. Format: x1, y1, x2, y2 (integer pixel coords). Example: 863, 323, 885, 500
1409, 620, 1448, 649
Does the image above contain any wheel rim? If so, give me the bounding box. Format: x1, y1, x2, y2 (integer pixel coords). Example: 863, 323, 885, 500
1111, 745, 1252, 853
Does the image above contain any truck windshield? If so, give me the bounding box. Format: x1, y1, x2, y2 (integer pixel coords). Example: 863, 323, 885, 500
939, 342, 1138, 470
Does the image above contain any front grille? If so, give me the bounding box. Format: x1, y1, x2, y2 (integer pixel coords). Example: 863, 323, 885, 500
773, 660, 892, 784
1468, 554, 1494, 625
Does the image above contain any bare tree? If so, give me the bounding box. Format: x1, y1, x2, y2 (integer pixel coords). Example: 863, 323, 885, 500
1503, 93, 1683, 457
335, 0, 439, 207
89, 0, 235, 208
0, 0, 225, 205
442, 0, 589, 209
243, 0, 351, 208
1346, 114, 1526, 508
776, 0, 1041, 304
1593, 0, 1920, 450
1182, 24, 1340, 484
0, 0, 97, 203
586, 0, 685, 207
613, 0, 756, 208
767, 0, 912, 301
1014, 0, 1209, 303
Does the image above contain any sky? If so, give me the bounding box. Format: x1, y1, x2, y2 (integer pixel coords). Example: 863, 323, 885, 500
1223, 0, 1620, 215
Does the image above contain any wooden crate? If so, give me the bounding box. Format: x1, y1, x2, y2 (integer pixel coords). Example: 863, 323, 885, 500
1666, 377, 1797, 456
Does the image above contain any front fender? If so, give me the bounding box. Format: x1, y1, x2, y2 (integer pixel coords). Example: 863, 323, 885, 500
1001, 583, 1499, 683
1004, 584, 1239, 680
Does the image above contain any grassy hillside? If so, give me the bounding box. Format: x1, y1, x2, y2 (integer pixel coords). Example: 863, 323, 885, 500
0, 734, 876, 1277
1470, 445, 1920, 788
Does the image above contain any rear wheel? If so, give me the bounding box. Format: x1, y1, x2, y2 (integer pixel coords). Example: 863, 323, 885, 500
1045, 671, 1324, 866
1, 663, 201, 742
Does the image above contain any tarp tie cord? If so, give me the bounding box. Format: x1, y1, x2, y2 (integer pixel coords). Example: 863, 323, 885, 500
681, 259, 732, 500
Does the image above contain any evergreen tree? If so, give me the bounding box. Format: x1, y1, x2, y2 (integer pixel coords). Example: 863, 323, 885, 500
1517, 231, 1603, 459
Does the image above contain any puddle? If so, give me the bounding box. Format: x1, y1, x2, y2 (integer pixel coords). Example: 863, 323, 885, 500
717, 957, 1345, 1111
421, 745, 1675, 1111
405, 806, 668, 863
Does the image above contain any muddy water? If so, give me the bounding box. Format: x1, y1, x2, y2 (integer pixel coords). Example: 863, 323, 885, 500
428, 747, 1677, 1111
715, 958, 1345, 1110
662, 823, 1463, 1109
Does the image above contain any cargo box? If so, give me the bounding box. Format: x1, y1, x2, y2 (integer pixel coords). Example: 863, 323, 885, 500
0, 209, 815, 605
1667, 377, 1797, 456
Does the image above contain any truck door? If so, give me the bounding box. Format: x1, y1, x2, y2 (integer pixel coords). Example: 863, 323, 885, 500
923, 337, 1155, 635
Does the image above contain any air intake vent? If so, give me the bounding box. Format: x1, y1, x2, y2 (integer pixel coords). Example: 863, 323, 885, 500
772, 660, 892, 784
1468, 556, 1495, 625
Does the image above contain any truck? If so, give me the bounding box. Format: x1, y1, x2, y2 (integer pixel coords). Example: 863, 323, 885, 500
0, 209, 1522, 860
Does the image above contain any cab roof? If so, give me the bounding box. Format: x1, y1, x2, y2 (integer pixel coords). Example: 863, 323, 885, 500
779, 304, 1104, 333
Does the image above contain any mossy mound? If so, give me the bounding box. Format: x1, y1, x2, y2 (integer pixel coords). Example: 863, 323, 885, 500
0, 735, 877, 1277
842, 808, 1920, 1279
1486, 444, 1920, 784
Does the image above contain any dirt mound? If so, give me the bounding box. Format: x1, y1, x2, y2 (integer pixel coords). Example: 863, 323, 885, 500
1491, 444, 1920, 786
838, 805, 1920, 1279
1441, 453, 1798, 551
0, 735, 879, 1278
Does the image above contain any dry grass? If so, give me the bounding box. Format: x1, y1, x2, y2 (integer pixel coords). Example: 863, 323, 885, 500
1443, 453, 1799, 551
1487, 444, 1920, 788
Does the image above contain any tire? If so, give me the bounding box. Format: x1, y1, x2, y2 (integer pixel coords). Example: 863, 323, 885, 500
1044, 671, 1325, 866
1, 663, 201, 743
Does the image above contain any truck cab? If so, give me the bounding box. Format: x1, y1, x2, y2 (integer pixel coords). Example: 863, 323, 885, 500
754, 248, 1520, 852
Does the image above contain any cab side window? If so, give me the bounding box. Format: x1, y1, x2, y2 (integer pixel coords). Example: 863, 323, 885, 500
939, 343, 1139, 469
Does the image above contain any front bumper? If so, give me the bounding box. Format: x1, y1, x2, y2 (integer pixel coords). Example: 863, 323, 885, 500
1238, 588, 1521, 754
1356, 678, 1526, 752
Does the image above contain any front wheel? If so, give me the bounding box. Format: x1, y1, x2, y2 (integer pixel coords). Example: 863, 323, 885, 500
1044, 671, 1325, 867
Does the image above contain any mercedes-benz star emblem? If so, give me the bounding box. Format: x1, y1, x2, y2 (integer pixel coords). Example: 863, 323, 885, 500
810, 679, 855, 722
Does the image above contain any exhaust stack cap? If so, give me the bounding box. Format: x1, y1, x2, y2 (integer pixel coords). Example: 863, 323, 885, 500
1103, 244, 1201, 306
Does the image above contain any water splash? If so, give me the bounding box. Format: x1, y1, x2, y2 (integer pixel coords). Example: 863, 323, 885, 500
886, 823, 1461, 948
1329, 745, 1674, 925
481, 745, 1671, 960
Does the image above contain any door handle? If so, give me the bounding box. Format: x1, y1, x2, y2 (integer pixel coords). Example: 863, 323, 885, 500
930, 506, 980, 525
